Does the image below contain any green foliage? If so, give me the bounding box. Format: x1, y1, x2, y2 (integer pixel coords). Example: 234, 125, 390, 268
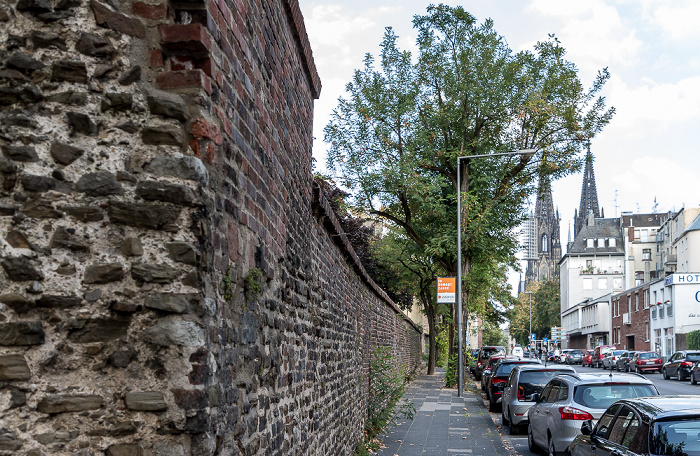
436, 322, 450, 367
357, 347, 416, 454
508, 278, 561, 345
244, 267, 262, 300
444, 354, 458, 388
324, 4, 614, 334
482, 321, 508, 346
688, 330, 700, 350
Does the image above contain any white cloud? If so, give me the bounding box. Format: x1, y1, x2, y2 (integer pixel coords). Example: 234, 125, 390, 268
649, 1, 700, 41
525, 0, 643, 77
604, 74, 700, 130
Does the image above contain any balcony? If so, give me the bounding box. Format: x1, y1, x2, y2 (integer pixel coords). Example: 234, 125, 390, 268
665, 254, 677, 265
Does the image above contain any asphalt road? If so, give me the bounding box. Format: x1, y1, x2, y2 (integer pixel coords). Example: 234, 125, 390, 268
486, 362, 700, 455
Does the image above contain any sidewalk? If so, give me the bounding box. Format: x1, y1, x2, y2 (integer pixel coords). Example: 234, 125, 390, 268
375, 369, 512, 456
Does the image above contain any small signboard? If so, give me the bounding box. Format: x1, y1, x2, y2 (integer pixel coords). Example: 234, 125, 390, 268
530, 333, 536, 341
437, 277, 456, 304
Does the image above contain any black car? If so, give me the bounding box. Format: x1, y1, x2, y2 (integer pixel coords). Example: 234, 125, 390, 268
662, 350, 700, 380
485, 357, 540, 412
569, 395, 700, 456
475, 345, 506, 380
614, 351, 637, 372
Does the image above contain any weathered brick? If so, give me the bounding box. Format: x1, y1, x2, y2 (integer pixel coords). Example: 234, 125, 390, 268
132, 1, 166, 20
156, 70, 211, 94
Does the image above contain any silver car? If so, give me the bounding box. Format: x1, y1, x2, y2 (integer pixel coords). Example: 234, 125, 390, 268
501, 365, 575, 435
527, 372, 659, 456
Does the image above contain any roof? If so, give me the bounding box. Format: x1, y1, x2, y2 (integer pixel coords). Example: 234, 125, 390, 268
568, 217, 624, 254
687, 213, 700, 233
619, 396, 700, 419
554, 372, 653, 384
621, 213, 666, 228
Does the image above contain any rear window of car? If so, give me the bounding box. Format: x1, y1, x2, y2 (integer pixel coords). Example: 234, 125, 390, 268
601, 347, 614, 355
573, 384, 658, 410
639, 352, 660, 359
570, 350, 583, 355
495, 362, 536, 377
687, 353, 700, 362
651, 419, 700, 455
518, 370, 571, 396
482, 347, 505, 358
612, 350, 625, 356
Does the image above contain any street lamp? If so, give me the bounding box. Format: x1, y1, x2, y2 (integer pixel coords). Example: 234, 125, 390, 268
456, 149, 535, 397
525, 291, 533, 351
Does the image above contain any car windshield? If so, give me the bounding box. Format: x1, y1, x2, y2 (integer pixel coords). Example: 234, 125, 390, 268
640, 352, 660, 359
686, 353, 700, 362
519, 370, 571, 397
496, 362, 536, 376
573, 384, 658, 410
651, 419, 700, 456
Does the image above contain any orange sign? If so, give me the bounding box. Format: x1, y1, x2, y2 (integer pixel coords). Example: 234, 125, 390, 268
437, 277, 456, 303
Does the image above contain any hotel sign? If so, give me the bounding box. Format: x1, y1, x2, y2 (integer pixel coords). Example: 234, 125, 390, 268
664, 273, 700, 286
437, 277, 456, 304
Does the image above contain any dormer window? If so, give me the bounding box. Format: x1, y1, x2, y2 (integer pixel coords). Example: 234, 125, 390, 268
597, 238, 605, 248
609, 238, 616, 247
587, 239, 594, 248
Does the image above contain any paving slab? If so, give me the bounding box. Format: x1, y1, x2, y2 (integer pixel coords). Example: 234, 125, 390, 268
376, 369, 512, 456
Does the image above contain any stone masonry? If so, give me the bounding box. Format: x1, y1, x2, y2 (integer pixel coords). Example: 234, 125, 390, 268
0, 0, 423, 455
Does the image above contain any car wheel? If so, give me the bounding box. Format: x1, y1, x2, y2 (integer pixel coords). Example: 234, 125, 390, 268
548, 435, 557, 456
692, 373, 698, 385
663, 368, 669, 379
528, 426, 541, 454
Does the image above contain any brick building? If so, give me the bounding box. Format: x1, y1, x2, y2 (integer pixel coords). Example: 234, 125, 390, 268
611, 283, 652, 352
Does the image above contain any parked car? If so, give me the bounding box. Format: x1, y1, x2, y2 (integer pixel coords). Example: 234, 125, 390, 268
527, 372, 659, 456
512, 345, 524, 357
663, 350, 700, 380
602, 350, 626, 370
557, 349, 571, 363
486, 357, 541, 412
481, 355, 511, 391
591, 345, 616, 368
565, 349, 584, 365
568, 396, 700, 456
475, 345, 506, 380
629, 351, 663, 374
581, 350, 595, 367
501, 365, 575, 435
614, 351, 637, 371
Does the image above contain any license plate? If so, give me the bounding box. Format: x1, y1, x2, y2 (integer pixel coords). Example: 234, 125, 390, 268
646, 361, 654, 364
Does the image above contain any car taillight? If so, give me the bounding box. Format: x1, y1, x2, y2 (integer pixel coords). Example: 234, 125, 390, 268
518, 386, 525, 401
682, 361, 693, 366
492, 377, 505, 386
559, 406, 593, 420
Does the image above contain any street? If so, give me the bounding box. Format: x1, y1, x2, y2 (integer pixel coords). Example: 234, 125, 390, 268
486, 363, 700, 455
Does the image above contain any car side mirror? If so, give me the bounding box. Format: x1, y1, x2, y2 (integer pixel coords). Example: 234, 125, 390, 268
484, 369, 492, 375
580, 420, 593, 436
530, 393, 540, 402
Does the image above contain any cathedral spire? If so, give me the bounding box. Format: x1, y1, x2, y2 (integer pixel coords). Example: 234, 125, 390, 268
574, 144, 600, 237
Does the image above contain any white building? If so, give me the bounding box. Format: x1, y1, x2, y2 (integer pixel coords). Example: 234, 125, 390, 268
649, 273, 700, 359
620, 212, 665, 288
562, 294, 613, 349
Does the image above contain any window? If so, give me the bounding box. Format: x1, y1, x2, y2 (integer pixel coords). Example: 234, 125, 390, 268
587, 259, 593, 268
596, 404, 622, 438
652, 306, 657, 319
641, 229, 649, 242
610, 238, 617, 248
644, 290, 649, 309
598, 278, 608, 289
587, 239, 594, 248
542, 234, 548, 252
583, 278, 593, 290
667, 301, 673, 317
645, 322, 650, 342
635, 293, 639, 312
598, 238, 605, 248
659, 305, 665, 319
608, 407, 639, 448
614, 278, 623, 289
643, 248, 651, 261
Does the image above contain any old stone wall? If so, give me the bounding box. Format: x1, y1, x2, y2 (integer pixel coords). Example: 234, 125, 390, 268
0, 0, 423, 454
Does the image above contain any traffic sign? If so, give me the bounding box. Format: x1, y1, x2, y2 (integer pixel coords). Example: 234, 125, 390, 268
530, 333, 535, 341
543, 337, 548, 343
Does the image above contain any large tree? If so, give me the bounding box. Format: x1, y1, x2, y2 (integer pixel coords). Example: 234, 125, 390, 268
508, 279, 562, 346
325, 5, 613, 360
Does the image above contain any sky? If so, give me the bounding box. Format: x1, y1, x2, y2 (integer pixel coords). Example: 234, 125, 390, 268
297, 0, 700, 288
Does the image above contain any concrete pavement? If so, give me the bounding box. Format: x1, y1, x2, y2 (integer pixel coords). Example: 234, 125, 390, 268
375, 369, 514, 456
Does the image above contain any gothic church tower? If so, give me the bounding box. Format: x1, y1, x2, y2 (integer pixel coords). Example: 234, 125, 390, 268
524, 176, 562, 287
573, 144, 601, 238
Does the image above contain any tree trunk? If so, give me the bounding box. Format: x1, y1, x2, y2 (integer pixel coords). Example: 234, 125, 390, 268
426, 305, 436, 375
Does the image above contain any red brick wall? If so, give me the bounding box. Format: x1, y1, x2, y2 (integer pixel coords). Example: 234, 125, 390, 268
612, 286, 651, 352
